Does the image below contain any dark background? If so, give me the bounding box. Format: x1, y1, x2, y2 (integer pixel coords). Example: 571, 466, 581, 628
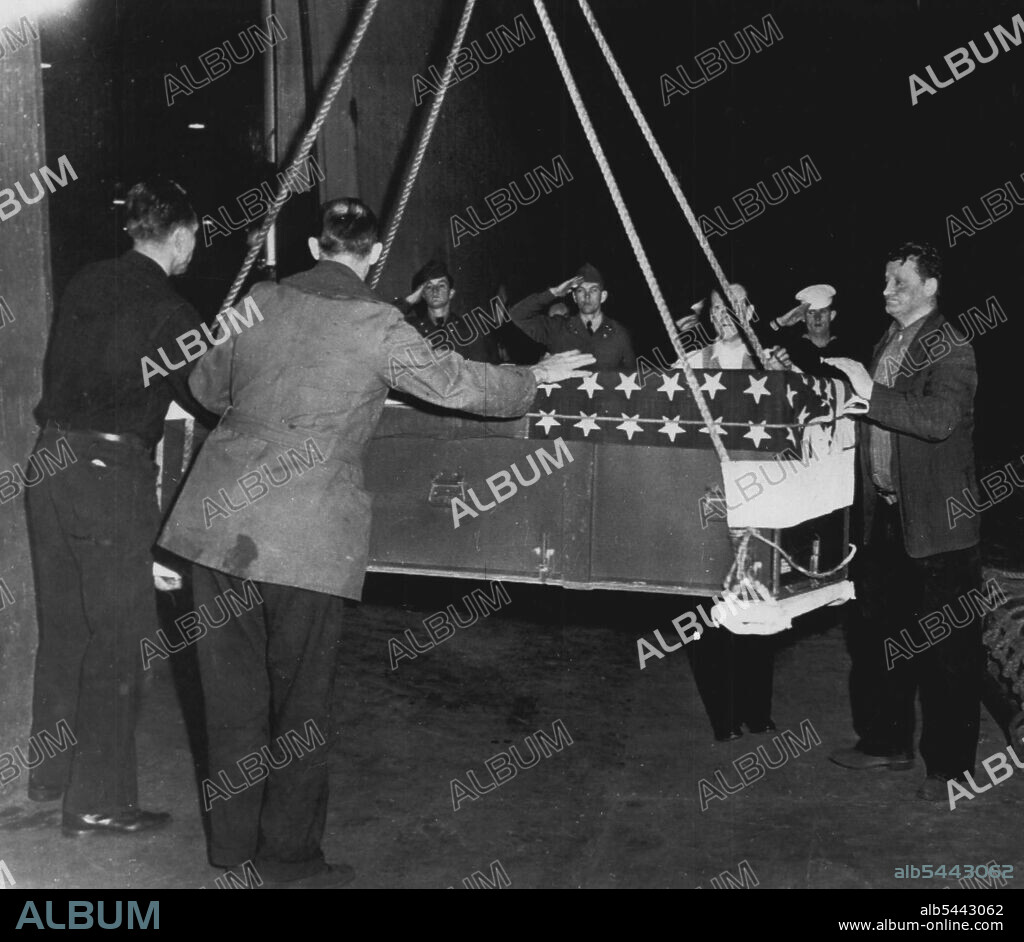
38, 0, 1024, 473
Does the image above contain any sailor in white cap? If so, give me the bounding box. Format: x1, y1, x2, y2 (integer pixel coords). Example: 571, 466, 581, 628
771, 283, 847, 376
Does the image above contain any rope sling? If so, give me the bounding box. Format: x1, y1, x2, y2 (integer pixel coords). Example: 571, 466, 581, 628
218, 0, 381, 314
370, 0, 478, 288
530, 0, 731, 466
205, 1, 852, 604
575, 0, 769, 369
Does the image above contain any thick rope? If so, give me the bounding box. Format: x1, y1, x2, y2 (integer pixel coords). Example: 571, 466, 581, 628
370, 0, 477, 288
747, 528, 857, 580
576, 0, 768, 368
532, 0, 729, 464
219, 0, 381, 314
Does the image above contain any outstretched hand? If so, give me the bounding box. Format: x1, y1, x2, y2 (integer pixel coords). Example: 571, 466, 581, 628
404, 283, 426, 306
823, 357, 873, 399
550, 275, 583, 298
775, 303, 807, 328
530, 350, 597, 384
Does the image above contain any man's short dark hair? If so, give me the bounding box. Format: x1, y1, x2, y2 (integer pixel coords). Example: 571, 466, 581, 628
412, 260, 454, 291
318, 198, 378, 257
125, 177, 197, 242
887, 241, 942, 288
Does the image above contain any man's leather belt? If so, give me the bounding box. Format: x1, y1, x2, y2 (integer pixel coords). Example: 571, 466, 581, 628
44, 420, 141, 447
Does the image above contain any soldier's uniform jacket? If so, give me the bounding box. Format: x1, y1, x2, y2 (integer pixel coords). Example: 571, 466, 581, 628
510, 290, 635, 371
158, 260, 537, 599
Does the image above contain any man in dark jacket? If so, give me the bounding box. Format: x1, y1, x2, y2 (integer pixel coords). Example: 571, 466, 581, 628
509, 263, 634, 371
158, 198, 592, 887
825, 242, 983, 803
27, 178, 207, 835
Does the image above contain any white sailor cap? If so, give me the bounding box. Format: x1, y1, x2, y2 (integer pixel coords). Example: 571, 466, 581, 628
795, 284, 836, 310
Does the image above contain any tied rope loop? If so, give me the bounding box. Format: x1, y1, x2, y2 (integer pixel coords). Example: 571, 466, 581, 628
370, 0, 478, 288
220, 0, 382, 315
532, 0, 729, 465
749, 529, 857, 579
575, 0, 768, 369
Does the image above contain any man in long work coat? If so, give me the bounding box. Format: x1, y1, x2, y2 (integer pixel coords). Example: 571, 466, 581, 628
158, 198, 592, 886
825, 241, 983, 804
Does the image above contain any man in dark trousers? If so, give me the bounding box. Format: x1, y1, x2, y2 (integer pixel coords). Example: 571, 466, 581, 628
157, 198, 592, 887
399, 259, 499, 364
27, 178, 205, 835
825, 241, 983, 802
509, 262, 635, 371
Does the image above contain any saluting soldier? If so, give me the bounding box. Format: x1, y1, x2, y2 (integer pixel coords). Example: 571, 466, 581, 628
509, 262, 635, 371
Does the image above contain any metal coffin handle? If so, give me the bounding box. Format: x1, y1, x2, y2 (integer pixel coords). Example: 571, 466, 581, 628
428, 470, 466, 507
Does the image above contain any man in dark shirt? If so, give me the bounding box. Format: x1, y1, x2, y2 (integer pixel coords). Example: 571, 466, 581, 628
398, 260, 499, 364
27, 177, 205, 836
509, 263, 635, 372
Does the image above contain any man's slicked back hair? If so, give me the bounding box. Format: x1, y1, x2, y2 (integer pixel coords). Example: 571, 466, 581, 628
319, 198, 379, 258
125, 177, 197, 243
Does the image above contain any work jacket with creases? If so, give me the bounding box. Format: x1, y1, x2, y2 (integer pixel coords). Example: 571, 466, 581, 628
158, 260, 537, 599
860, 308, 980, 558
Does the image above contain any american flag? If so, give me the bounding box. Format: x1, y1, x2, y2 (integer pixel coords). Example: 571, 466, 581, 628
527, 370, 837, 453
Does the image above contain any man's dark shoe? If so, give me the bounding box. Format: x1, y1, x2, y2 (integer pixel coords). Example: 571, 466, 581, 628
828, 746, 914, 771
28, 784, 63, 802
713, 727, 743, 743
62, 809, 172, 837
917, 773, 964, 802
263, 864, 355, 889
746, 720, 777, 734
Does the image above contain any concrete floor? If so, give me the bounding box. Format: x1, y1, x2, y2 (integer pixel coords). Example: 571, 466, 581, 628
1, 578, 1021, 890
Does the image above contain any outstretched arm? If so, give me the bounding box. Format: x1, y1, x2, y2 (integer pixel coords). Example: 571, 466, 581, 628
382, 312, 593, 417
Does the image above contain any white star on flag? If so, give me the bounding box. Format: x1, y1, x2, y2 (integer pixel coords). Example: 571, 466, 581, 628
577, 373, 603, 399
743, 375, 771, 404
658, 416, 685, 442
615, 372, 642, 399
699, 371, 726, 400
743, 422, 772, 448
797, 406, 810, 426
658, 372, 686, 400
616, 414, 643, 440
535, 410, 560, 434
786, 427, 797, 446
786, 383, 798, 408
698, 416, 727, 438
536, 382, 562, 397
812, 377, 823, 398
574, 412, 601, 437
